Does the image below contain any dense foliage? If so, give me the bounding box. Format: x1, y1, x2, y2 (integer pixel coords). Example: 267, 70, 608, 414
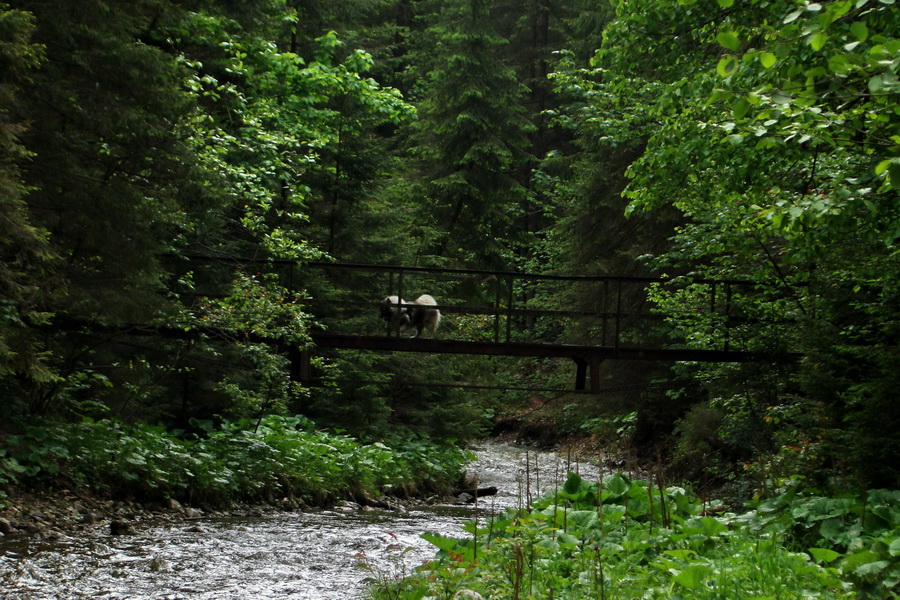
0, 0, 897, 509
0, 415, 470, 506
368, 472, 899, 599
544, 0, 900, 492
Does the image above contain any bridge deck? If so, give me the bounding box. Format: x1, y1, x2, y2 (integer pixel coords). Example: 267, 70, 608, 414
311, 334, 760, 362
307, 334, 764, 393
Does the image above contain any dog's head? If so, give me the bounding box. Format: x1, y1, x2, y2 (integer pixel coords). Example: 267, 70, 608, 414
380, 296, 402, 321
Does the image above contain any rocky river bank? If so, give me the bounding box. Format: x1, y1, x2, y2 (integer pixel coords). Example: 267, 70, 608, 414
0, 442, 605, 599
0, 484, 465, 544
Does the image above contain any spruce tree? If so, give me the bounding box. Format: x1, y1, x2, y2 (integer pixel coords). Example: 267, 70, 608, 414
0, 6, 56, 395
406, 0, 535, 269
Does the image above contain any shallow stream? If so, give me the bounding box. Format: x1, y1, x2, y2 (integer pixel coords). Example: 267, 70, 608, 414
0, 442, 601, 599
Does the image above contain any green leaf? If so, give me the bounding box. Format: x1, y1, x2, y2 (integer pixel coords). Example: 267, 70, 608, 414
809, 547, 842, 563
698, 516, 729, 536
760, 52, 777, 68
717, 31, 740, 51
850, 21, 869, 41
674, 564, 713, 589
717, 0, 734, 6
771, 212, 785, 229
567, 510, 599, 531
717, 56, 738, 77
819, 517, 847, 541
843, 549, 879, 569
829, 54, 851, 74
855, 560, 890, 575
733, 98, 750, 119
784, 9, 804, 23
809, 32, 828, 51
868, 74, 884, 92
889, 162, 900, 189
605, 472, 631, 496
422, 531, 465, 554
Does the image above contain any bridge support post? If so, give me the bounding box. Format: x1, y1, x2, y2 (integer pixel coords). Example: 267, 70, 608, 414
590, 355, 601, 393
573, 355, 603, 393
574, 358, 586, 391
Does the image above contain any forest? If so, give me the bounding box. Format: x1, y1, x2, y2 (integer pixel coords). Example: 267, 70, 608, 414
0, 0, 898, 594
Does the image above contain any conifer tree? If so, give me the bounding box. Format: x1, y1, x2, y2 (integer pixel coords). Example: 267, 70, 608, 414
0, 6, 55, 392
406, 0, 535, 269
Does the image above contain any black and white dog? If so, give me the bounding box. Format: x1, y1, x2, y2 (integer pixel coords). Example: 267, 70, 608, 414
380, 295, 441, 338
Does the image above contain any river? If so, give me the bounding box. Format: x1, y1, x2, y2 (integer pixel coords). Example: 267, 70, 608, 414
0, 442, 602, 600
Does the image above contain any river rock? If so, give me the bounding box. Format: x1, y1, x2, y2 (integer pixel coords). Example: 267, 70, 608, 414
184, 507, 202, 519
110, 520, 137, 535
167, 498, 184, 513
337, 501, 361, 512
454, 591, 484, 600
41, 529, 71, 542
0, 517, 14, 534
149, 555, 169, 572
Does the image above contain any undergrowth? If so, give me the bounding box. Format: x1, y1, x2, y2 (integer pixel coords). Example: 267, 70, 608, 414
367, 473, 899, 600
0, 415, 471, 507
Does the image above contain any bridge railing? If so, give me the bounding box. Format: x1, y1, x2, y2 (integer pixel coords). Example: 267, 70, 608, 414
167, 255, 780, 353
298, 262, 767, 353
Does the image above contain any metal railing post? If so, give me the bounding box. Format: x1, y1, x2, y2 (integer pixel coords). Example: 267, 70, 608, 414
494, 279, 501, 343
614, 279, 622, 350
724, 284, 732, 352
602, 280, 609, 346
506, 275, 514, 343
395, 272, 404, 337
710, 282, 717, 352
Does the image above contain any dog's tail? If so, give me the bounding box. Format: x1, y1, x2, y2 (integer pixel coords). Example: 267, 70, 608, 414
413, 294, 441, 335
413, 294, 437, 307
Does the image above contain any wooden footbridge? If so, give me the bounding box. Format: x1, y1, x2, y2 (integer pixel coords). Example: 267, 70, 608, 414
305, 333, 763, 394
54, 257, 789, 395
285, 261, 780, 394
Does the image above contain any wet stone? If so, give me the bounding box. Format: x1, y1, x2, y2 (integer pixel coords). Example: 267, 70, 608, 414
0, 517, 14, 534
110, 520, 137, 536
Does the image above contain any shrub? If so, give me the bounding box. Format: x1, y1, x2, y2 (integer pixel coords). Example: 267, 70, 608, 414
1, 416, 470, 507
